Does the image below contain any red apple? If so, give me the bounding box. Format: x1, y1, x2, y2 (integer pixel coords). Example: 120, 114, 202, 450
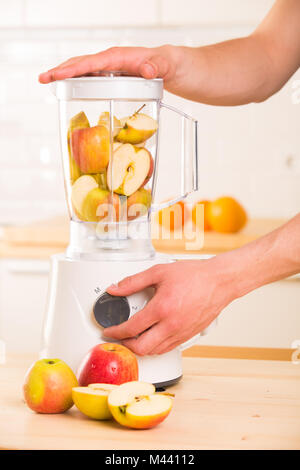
71, 125, 110, 174
23, 358, 78, 414
77, 343, 138, 386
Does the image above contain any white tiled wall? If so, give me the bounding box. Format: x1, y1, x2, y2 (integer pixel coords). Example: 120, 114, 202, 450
0, 0, 299, 224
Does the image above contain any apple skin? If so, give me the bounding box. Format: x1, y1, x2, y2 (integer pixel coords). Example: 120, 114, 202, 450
109, 400, 172, 429
23, 359, 78, 414
82, 188, 122, 222
127, 188, 152, 221
77, 343, 138, 386
67, 111, 90, 184
71, 125, 110, 174
142, 151, 154, 187
72, 384, 118, 420
116, 113, 158, 145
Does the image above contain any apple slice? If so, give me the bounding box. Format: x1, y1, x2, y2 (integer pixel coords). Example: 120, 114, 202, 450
108, 381, 173, 429
107, 143, 151, 196
72, 384, 118, 420
117, 113, 158, 145
71, 125, 110, 174
67, 111, 90, 184
98, 112, 122, 138
71, 175, 98, 220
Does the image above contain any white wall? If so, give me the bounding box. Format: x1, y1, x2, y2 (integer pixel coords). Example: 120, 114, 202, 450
1, 0, 299, 225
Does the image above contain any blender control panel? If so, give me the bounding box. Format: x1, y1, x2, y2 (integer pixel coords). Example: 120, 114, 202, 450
93, 293, 130, 328
93, 289, 153, 329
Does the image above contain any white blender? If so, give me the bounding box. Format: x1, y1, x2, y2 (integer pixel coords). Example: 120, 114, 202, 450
41, 72, 209, 387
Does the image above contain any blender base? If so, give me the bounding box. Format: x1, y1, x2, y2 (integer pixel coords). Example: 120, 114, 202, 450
41, 253, 186, 387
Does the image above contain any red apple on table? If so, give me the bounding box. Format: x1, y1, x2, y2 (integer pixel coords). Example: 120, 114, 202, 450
77, 343, 138, 386
71, 125, 110, 174
23, 358, 78, 414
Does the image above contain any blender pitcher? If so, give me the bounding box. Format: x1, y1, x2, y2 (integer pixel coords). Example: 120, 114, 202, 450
41, 73, 205, 387
54, 72, 198, 260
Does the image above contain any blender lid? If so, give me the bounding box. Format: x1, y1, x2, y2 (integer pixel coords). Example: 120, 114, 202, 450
51, 71, 163, 100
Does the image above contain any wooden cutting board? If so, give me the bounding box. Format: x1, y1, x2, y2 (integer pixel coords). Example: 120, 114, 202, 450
0, 216, 287, 259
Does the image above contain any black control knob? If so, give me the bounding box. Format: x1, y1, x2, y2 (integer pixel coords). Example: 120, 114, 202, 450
93, 292, 130, 328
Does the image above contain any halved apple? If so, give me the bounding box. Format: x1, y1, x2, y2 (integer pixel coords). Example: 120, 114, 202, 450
72, 384, 118, 420
108, 381, 173, 429
116, 113, 158, 145
98, 112, 122, 138
107, 144, 151, 196
71, 175, 98, 220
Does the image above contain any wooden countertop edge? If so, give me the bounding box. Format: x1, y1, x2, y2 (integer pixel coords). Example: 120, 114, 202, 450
183, 345, 296, 361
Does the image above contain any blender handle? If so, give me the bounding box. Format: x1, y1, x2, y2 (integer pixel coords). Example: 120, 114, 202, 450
152, 102, 199, 212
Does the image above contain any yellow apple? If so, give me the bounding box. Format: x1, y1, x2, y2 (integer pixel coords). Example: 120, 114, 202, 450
72, 384, 118, 420
82, 188, 121, 222
23, 359, 78, 414
108, 381, 173, 429
107, 143, 151, 196
116, 113, 158, 145
71, 125, 110, 174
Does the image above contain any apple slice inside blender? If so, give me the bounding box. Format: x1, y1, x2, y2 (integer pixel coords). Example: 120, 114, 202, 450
71, 175, 98, 220
72, 384, 118, 420
98, 112, 122, 138
116, 113, 158, 145
108, 381, 173, 429
107, 143, 151, 197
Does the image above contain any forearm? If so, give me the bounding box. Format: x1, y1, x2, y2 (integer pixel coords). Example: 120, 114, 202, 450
170, 36, 274, 105
169, 0, 300, 105
214, 214, 300, 301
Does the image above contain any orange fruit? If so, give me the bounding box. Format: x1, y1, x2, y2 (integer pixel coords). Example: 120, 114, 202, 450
158, 201, 188, 231
207, 196, 247, 233
192, 200, 212, 231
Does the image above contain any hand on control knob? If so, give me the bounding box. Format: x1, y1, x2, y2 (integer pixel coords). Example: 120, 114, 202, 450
103, 258, 234, 355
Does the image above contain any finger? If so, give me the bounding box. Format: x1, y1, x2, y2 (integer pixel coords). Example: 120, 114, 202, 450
39, 47, 151, 83
106, 265, 162, 297
39, 56, 87, 83
121, 321, 171, 356
152, 319, 212, 355
151, 337, 182, 355
103, 299, 158, 340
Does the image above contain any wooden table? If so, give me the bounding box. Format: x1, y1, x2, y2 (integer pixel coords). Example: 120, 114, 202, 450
1, 354, 299, 450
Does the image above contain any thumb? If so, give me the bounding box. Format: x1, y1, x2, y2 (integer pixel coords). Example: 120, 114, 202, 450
139, 54, 171, 80
106, 265, 161, 297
